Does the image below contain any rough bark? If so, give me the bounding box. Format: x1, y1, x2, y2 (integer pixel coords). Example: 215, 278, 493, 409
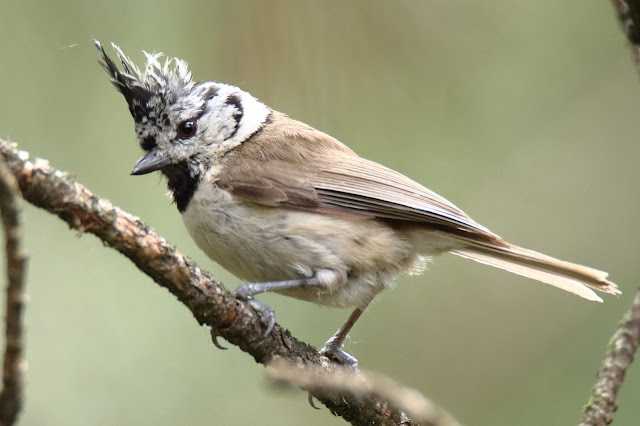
578, 288, 640, 426
0, 157, 27, 426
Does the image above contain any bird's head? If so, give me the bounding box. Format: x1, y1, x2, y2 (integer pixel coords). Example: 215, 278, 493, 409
96, 41, 270, 177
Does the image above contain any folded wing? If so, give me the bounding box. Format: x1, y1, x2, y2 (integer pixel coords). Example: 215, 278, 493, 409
217, 118, 619, 300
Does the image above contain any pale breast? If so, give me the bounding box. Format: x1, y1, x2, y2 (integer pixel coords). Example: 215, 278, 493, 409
181, 182, 430, 308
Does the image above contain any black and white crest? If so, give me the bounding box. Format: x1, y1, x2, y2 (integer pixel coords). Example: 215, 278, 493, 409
95, 40, 194, 123
96, 41, 270, 158
96, 41, 271, 211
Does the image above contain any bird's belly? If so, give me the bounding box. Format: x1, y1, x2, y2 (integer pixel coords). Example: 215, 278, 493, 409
181, 184, 429, 307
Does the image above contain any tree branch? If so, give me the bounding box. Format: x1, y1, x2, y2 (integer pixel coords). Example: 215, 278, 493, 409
0, 139, 459, 425
578, 288, 640, 426
0, 157, 27, 425
267, 359, 462, 426
575, 4, 640, 423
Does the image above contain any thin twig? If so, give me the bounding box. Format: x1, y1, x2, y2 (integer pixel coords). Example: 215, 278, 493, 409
0, 139, 446, 426
267, 358, 463, 426
577, 2, 640, 423
0, 158, 27, 426
578, 288, 640, 426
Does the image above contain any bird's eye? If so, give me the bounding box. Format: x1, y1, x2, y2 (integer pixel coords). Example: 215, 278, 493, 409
177, 120, 197, 138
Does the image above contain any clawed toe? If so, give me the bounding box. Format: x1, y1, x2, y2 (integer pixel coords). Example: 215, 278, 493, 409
232, 293, 275, 336
209, 328, 228, 350
307, 393, 321, 409
230, 285, 253, 301
246, 298, 275, 335
319, 345, 359, 370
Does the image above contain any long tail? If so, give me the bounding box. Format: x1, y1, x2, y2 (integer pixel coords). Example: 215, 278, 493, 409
450, 241, 620, 302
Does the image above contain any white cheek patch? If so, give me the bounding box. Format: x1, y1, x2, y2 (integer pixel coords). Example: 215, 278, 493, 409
226, 92, 270, 146
196, 85, 271, 156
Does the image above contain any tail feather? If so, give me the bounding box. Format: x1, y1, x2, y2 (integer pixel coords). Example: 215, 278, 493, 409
450, 242, 620, 302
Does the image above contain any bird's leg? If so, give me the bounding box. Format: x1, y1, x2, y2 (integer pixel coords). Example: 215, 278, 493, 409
232, 270, 345, 336
319, 302, 370, 370
233, 275, 322, 300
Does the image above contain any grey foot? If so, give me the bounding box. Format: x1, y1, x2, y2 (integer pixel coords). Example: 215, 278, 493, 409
231, 288, 275, 336
232, 282, 262, 300
319, 344, 359, 370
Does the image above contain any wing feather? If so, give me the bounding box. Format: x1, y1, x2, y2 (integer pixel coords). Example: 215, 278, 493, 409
215, 114, 619, 300
313, 155, 493, 234
216, 112, 495, 236
219, 150, 494, 238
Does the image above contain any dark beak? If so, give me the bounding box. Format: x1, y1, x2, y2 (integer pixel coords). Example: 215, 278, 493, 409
131, 150, 174, 175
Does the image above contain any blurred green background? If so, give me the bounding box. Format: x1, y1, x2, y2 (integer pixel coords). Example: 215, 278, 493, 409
1, 1, 639, 425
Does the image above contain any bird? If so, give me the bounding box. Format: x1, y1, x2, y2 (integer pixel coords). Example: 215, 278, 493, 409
96, 41, 620, 368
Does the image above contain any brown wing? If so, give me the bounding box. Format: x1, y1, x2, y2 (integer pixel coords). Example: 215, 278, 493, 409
217, 112, 495, 238
216, 113, 619, 301
313, 154, 492, 233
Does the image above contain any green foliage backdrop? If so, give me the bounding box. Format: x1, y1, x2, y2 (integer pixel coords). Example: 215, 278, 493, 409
0, 1, 638, 425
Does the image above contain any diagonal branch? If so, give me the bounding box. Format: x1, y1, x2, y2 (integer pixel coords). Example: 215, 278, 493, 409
576, 3, 640, 422
0, 138, 460, 426
267, 359, 462, 426
578, 288, 640, 426
0, 157, 27, 425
